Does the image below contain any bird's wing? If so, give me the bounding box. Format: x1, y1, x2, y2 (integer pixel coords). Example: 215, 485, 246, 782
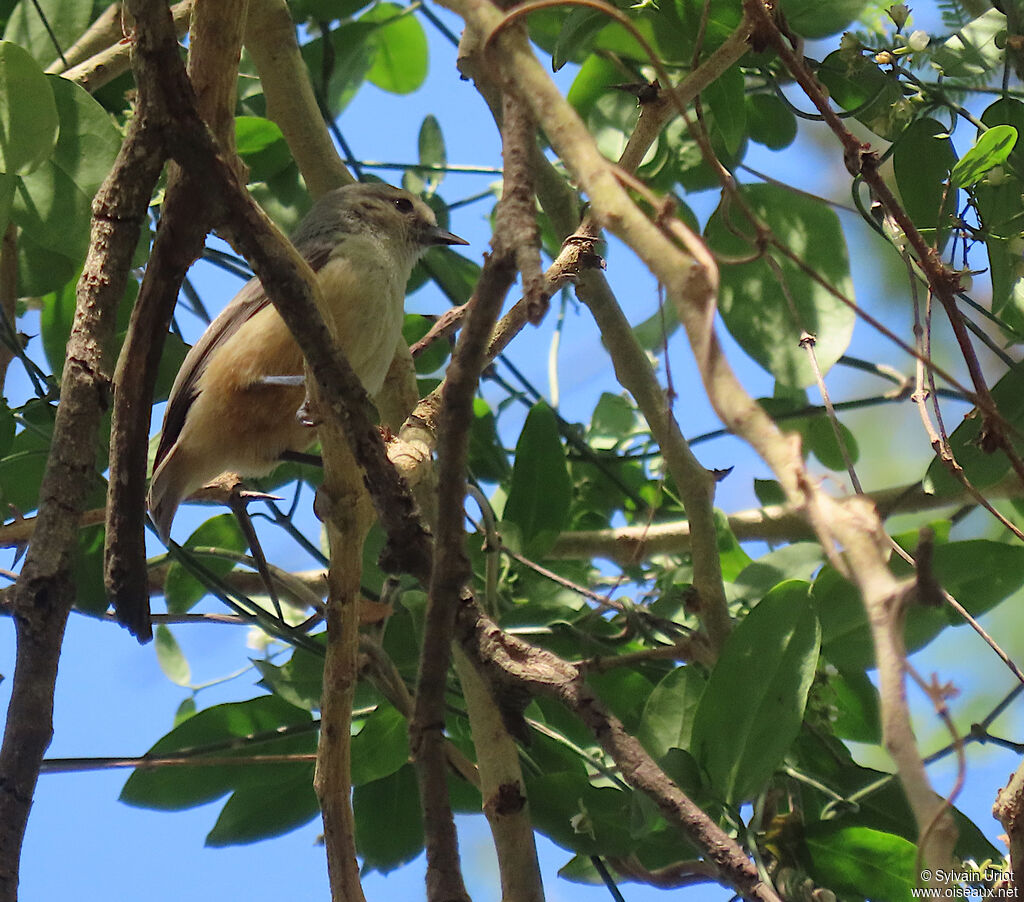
154, 246, 336, 470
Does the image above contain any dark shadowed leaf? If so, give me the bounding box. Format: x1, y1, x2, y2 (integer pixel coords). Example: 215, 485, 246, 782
163, 514, 248, 613
705, 183, 855, 387
691, 580, 820, 803
637, 666, 706, 759
121, 696, 313, 810
354, 764, 424, 873
205, 765, 319, 846
503, 402, 572, 557
893, 118, 958, 249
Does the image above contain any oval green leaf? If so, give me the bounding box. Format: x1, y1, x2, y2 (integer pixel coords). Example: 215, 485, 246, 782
354, 764, 424, 873
0, 41, 57, 175
746, 93, 797, 151
205, 767, 318, 846
691, 579, 820, 804
502, 402, 572, 557
363, 3, 427, 95
951, 123, 1018, 188
120, 696, 313, 810
155, 624, 191, 687
893, 118, 958, 247
163, 514, 248, 613
704, 183, 856, 387
779, 0, 867, 38
804, 825, 915, 902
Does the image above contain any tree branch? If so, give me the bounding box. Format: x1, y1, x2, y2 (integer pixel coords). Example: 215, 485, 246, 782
243, 0, 353, 197
105, 0, 249, 641
0, 4, 168, 888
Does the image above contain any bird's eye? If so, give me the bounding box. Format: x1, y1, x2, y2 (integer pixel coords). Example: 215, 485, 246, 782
394, 197, 415, 214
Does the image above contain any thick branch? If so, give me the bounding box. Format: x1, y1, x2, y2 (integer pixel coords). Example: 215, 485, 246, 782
413, 210, 517, 902
0, 42, 165, 901
105, 0, 248, 641
244, 0, 353, 197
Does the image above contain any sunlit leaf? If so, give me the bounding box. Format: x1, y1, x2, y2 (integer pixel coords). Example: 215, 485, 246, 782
951, 124, 1017, 187
0, 41, 56, 174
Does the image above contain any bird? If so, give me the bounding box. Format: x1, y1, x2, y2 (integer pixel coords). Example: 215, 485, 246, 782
147, 182, 468, 542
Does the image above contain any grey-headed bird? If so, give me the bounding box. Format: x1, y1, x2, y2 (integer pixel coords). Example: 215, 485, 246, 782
147, 182, 467, 542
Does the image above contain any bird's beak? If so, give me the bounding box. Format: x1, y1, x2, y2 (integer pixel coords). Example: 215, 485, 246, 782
430, 226, 469, 247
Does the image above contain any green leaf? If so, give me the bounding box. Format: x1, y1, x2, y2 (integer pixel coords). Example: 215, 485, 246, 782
174, 697, 197, 726
778, 0, 866, 38
0, 399, 54, 513
416, 113, 445, 192
354, 764, 424, 873
691, 580, 820, 803
893, 118, 958, 248
0, 399, 13, 459
350, 703, 410, 786
804, 825, 914, 902
503, 402, 572, 557
791, 727, 1000, 865
704, 183, 855, 388
672, 0, 743, 57
46, 75, 121, 196
362, 3, 427, 95
816, 50, 906, 140
155, 625, 191, 687
526, 771, 636, 856
467, 397, 510, 482
552, 9, 605, 72
0, 41, 57, 174
753, 477, 786, 507
587, 669, 653, 733
71, 521, 107, 615
813, 540, 1024, 669
951, 124, 1017, 188
933, 7, 1007, 79
121, 696, 313, 810
415, 246, 480, 304
701, 64, 745, 157
205, 766, 319, 846
43, 276, 140, 380
402, 313, 450, 375
163, 514, 248, 614
636, 666, 706, 760
746, 93, 797, 151
587, 392, 638, 449
17, 229, 77, 295
235, 115, 292, 182
10, 75, 119, 268
729, 542, 824, 606
3, 0, 93, 65
923, 361, 1024, 496
829, 666, 880, 743
803, 415, 859, 471
974, 99, 1024, 332
567, 54, 620, 121
12, 162, 90, 260
254, 640, 325, 711
299, 21, 375, 114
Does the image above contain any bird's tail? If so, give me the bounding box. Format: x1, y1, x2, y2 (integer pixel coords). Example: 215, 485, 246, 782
147, 447, 191, 544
